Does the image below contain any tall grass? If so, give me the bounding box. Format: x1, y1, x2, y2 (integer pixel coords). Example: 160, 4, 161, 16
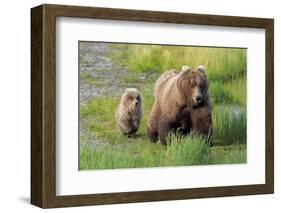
127, 45, 246, 80
213, 106, 246, 145
209, 78, 246, 106
80, 132, 246, 170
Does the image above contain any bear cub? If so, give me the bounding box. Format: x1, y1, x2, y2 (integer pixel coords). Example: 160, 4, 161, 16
115, 88, 142, 136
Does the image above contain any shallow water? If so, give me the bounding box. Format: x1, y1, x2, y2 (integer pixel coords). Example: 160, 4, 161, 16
215, 104, 245, 117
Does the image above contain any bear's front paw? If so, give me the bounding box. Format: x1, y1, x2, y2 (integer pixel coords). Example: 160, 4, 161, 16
147, 128, 158, 143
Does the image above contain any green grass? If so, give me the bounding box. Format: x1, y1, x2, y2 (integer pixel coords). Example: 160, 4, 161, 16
79, 43, 247, 170
126, 45, 246, 80
213, 106, 246, 145
80, 132, 246, 170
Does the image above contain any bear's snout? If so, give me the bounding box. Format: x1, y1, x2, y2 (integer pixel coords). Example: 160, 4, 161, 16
196, 95, 202, 102
192, 87, 203, 106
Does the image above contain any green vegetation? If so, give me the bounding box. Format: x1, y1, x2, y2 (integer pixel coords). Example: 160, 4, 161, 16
126, 45, 246, 80
80, 133, 246, 170
80, 43, 247, 170
112, 45, 247, 106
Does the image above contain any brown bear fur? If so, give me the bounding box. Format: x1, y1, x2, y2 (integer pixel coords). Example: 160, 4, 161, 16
147, 65, 213, 145
115, 88, 142, 135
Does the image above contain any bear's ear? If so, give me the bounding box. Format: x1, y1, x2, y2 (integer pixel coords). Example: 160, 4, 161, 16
197, 65, 206, 74
125, 88, 130, 93
181, 65, 191, 72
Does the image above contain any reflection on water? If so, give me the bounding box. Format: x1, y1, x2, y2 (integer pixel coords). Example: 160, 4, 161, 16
215, 104, 245, 117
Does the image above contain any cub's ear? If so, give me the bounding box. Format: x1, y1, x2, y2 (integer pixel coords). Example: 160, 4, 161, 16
125, 88, 130, 93
197, 65, 206, 74
181, 65, 191, 72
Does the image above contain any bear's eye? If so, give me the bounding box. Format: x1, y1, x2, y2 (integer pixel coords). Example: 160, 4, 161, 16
191, 83, 196, 89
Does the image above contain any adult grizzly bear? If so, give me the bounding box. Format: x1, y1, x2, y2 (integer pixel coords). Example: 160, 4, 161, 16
115, 88, 142, 136
147, 65, 213, 145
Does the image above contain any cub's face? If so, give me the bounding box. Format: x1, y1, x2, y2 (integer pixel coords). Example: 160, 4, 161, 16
123, 88, 142, 111
178, 65, 208, 107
